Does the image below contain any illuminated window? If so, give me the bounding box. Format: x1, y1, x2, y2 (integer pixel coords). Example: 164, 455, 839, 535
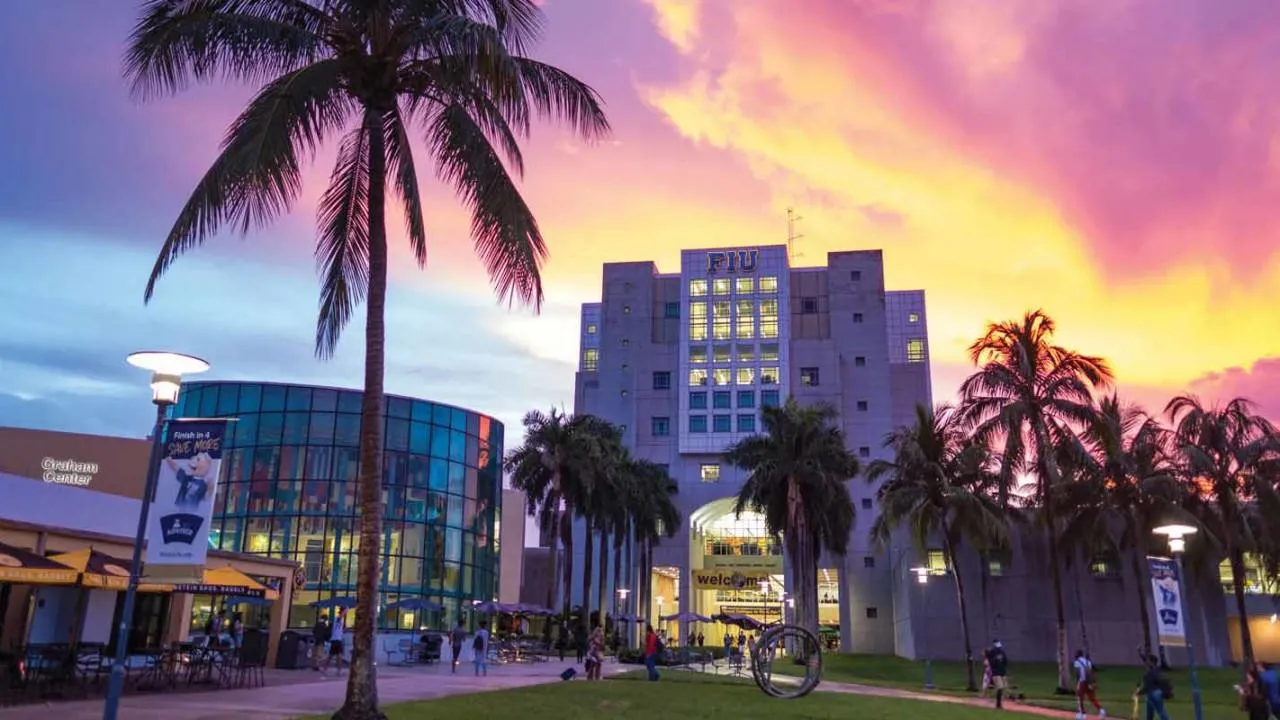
737, 414, 756, 433
700, 464, 721, 482
689, 415, 707, 433
582, 349, 598, 371
759, 299, 778, 317
735, 277, 755, 294
759, 321, 778, 339
713, 301, 731, 318
586, 323, 597, 334
713, 368, 732, 386
760, 367, 780, 385
926, 549, 949, 574
906, 339, 926, 362
735, 319, 755, 339
760, 343, 779, 361
908, 312, 919, 323
1218, 555, 1280, 594
987, 557, 1005, 577
800, 367, 819, 386
760, 276, 778, 293
689, 279, 707, 297
1089, 555, 1120, 579
712, 302, 731, 339
690, 302, 707, 319
736, 344, 755, 362
689, 323, 707, 341
712, 414, 731, 432
735, 368, 755, 385
712, 323, 732, 340
689, 346, 707, 364
689, 369, 708, 386
712, 278, 731, 295
713, 344, 731, 363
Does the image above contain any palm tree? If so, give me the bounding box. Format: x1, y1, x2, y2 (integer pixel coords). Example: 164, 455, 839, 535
725, 399, 859, 636
866, 403, 1009, 692
125, 2, 608, 716
958, 310, 1112, 691
575, 417, 620, 635
1063, 395, 1183, 659
1166, 395, 1280, 667
505, 409, 601, 632
629, 460, 680, 625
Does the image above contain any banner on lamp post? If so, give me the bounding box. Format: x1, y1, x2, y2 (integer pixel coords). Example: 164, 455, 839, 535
1148, 556, 1187, 647
145, 420, 228, 582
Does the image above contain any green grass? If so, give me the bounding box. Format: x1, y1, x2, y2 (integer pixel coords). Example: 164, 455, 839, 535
810, 654, 1244, 719
334, 672, 1029, 719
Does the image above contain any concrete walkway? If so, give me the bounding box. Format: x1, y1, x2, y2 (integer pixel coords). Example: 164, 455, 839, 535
817, 680, 1076, 718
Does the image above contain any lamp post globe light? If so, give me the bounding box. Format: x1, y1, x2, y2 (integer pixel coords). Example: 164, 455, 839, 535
616, 588, 630, 647
910, 566, 935, 690
103, 352, 208, 720
1153, 523, 1203, 720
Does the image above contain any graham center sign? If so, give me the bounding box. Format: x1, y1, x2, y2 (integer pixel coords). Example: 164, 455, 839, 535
40, 457, 98, 487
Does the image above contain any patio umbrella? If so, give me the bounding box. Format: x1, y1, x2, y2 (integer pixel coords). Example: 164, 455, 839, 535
470, 600, 508, 614
224, 595, 272, 607
0, 541, 78, 585
172, 566, 280, 600
386, 598, 444, 612
515, 603, 554, 616
311, 596, 358, 609
662, 611, 713, 623
49, 548, 168, 592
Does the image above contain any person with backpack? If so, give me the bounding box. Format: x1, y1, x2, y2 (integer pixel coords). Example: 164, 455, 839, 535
644, 624, 662, 682
472, 624, 490, 677
985, 640, 1010, 710
449, 620, 466, 673
1073, 649, 1106, 718
1137, 653, 1172, 720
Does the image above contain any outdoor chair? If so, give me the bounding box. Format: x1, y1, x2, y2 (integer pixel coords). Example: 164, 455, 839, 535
230, 644, 266, 688
381, 638, 403, 666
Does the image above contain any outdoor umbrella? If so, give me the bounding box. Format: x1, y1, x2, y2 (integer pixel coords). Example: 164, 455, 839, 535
172, 566, 280, 600
386, 598, 444, 612
311, 596, 358, 609
48, 548, 168, 592
0, 541, 78, 585
470, 600, 509, 614
224, 595, 272, 607
662, 611, 713, 623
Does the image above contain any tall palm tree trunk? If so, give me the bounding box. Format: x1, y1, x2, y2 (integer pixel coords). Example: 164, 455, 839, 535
943, 529, 977, 692
543, 505, 560, 640
1229, 545, 1255, 667
1046, 527, 1071, 693
1073, 564, 1091, 656
786, 478, 819, 636
1129, 552, 1154, 658
339, 108, 387, 720
561, 509, 575, 622
597, 527, 609, 629
581, 516, 595, 634
612, 533, 623, 631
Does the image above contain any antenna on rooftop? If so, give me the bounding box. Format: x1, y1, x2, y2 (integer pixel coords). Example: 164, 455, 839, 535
787, 207, 805, 263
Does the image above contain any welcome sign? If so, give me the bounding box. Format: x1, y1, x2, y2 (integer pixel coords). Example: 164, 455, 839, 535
1148, 556, 1186, 647
146, 420, 228, 580
693, 569, 772, 590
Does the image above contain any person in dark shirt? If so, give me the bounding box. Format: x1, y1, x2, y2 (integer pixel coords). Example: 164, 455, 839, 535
985, 640, 1009, 709
1137, 654, 1171, 720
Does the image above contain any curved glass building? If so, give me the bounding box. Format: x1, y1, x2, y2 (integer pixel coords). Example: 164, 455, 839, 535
174, 381, 503, 631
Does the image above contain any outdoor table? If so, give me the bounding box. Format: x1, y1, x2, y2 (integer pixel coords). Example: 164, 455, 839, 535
130, 647, 178, 691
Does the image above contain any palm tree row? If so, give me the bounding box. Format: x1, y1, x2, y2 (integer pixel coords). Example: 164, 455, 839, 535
870, 309, 1280, 693
505, 409, 679, 637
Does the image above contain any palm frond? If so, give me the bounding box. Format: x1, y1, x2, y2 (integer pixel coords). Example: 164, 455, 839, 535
385, 106, 428, 265
314, 119, 373, 359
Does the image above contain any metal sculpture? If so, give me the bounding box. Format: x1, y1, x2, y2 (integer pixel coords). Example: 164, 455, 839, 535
748, 624, 823, 699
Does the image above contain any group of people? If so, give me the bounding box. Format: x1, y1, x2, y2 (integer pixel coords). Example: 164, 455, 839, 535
1238, 660, 1280, 720
201, 608, 247, 650
309, 610, 347, 676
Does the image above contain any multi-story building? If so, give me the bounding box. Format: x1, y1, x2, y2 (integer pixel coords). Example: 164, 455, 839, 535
570, 245, 932, 653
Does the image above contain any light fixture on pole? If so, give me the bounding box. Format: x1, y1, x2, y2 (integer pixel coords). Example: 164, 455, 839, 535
616, 588, 630, 646
910, 566, 935, 689
103, 352, 208, 720
1153, 523, 1202, 720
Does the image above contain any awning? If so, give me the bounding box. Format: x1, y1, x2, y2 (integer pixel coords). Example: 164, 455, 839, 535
172, 566, 279, 601
0, 541, 78, 585
48, 548, 168, 592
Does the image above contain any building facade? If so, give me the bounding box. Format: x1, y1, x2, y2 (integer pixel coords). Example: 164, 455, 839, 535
570, 246, 933, 653
174, 381, 503, 632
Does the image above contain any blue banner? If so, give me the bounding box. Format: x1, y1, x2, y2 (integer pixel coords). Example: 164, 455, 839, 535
1148, 556, 1186, 647
146, 420, 228, 569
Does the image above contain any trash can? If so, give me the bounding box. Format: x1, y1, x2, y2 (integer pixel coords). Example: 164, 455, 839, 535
277, 630, 314, 669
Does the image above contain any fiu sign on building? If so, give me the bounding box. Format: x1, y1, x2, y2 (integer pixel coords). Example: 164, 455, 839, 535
706, 249, 759, 274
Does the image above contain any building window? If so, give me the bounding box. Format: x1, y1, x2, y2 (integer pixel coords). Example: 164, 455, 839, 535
762, 390, 781, 407
1089, 556, 1120, 579
665, 302, 680, 318
623, 305, 632, 314
865, 607, 878, 619
689, 301, 707, 341
908, 312, 919, 323
856, 401, 868, 412
651, 417, 670, 436
689, 391, 708, 409
800, 297, 818, 314
700, 464, 721, 482
736, 344, 755, 362
713, 414, 732, 433
987, 557, 1005, 577
759, 321, 778, 339
713, 344, 731, 363
858, 446, 870, 458
737, 414, 756, 433
689, 279, 707, 297
582, 349, 599, 371
689, 323, 708, 341
854, 356, 866, 367
735, 277, 754, 293
735, 368, 755, 385
586, 323, 598, 334
713, 368, 732, 386
620, 390, 629, 398
653, 371, 671, 390
800, 367, 819, 386
737, 390, 755, 408
689, 346, 707, 364
926, 549, 949, 574
850, 270, 862, 281
760, 276, 778, 293
863, 556, 875, 569
712, 277, 731, 295
761, 367, 780, 385
861, 498, 872, 510
852, 313, 864, 323
906, 339, 926, 362
761, 343, 780, 362
689, 415, 707, 433
713, 391, 732, 409
689, 369, 708, 386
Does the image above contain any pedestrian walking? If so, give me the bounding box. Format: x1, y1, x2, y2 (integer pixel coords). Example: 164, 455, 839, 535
1074, 650, 1107, 718
644, 624, 662, 682
985, 640, 1009, 710
1136, 654, 1172, 720
473, 625, 490, 677
322, 609, 346, 676
450, 620, 466, 673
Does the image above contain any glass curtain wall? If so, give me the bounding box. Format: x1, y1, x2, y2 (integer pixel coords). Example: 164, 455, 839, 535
174, 381, 503, 631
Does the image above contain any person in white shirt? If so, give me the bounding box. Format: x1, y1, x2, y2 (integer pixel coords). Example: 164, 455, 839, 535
323, 610, 346, 676
473, 626, 490, 677
1073, 649, 1106, 718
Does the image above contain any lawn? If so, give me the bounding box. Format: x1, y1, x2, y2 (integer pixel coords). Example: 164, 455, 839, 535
323, 672, 1019, 720
811, 653, 1244, 719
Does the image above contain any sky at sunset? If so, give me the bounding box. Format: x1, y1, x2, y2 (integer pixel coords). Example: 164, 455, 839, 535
1, 0, 1278, 445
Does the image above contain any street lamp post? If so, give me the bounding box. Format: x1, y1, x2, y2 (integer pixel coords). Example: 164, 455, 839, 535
102, 352, 208, 720
616, 588, 630, 648
911, 566, 935, 690
1153, 524, 1203, 720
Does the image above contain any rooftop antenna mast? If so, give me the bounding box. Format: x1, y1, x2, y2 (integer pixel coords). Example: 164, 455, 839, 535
787, 207, 804, 263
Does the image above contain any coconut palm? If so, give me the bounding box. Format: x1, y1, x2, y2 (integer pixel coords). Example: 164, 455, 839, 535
958, 310, 1112, 691
629, 459, 680, 625
866, 403, 1009, 691
574, 416, 621, 634
725, 399, 859, 636
1062, 395, 1183, 659
1166, 395, 1280, 667
125, 2, 608, 716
